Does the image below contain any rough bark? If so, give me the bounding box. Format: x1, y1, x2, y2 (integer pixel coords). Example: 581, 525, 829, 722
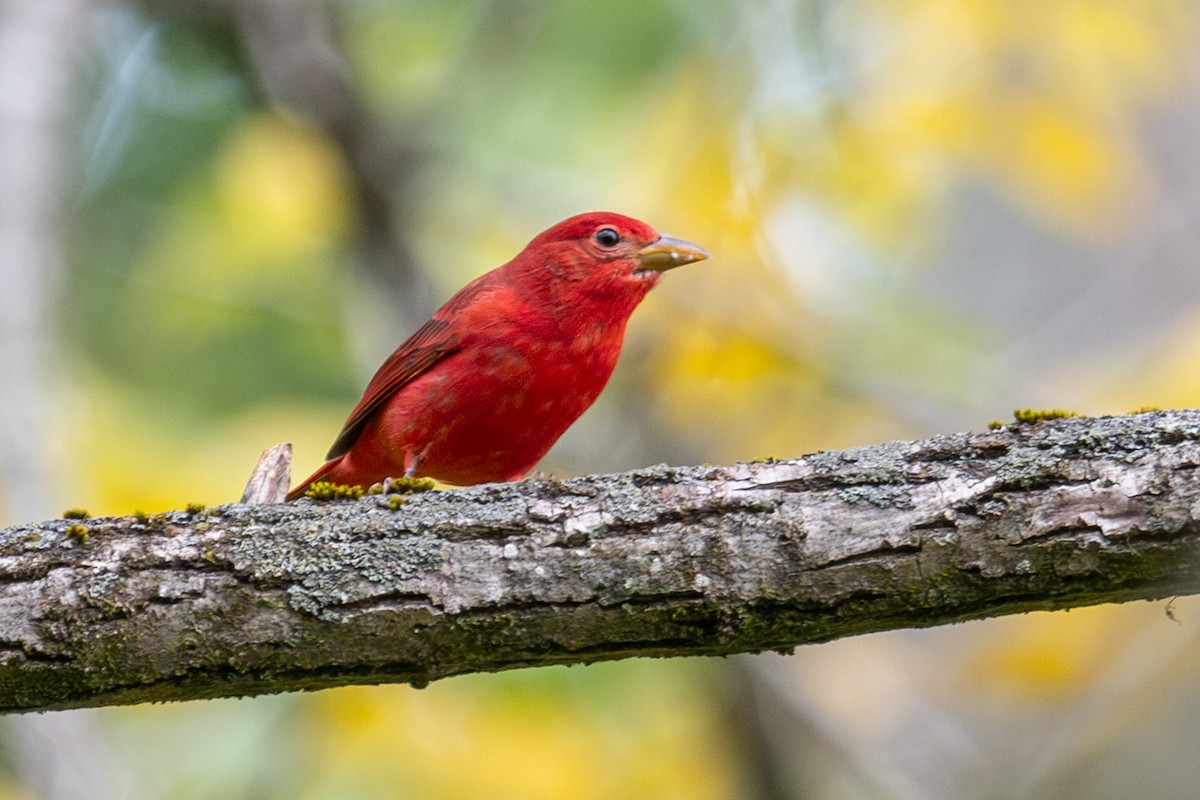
1, 410, 1198, 714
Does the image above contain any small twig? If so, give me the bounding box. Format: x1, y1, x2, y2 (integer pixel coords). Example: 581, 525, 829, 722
239, 442, 293, 504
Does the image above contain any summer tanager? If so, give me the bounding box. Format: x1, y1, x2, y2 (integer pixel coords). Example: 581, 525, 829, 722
288, 211, 709, 499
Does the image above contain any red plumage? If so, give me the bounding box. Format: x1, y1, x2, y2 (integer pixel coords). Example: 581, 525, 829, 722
288, 211, 709, 499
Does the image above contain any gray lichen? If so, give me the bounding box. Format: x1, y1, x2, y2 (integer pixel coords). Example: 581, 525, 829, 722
0, 409, 1194, 713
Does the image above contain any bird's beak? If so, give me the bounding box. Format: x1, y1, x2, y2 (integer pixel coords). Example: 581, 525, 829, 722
635, 235, 711, 273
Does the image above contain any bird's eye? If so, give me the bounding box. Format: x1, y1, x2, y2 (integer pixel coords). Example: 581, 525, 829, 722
593, 227, 621, 248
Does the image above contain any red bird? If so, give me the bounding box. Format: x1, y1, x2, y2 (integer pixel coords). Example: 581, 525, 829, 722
288, 212, 709, 499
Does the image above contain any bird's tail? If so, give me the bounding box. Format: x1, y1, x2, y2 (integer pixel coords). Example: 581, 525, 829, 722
286, 458, 343, 501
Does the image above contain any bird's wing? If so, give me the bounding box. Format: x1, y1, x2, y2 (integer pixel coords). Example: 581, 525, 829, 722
325, 315, 462, 460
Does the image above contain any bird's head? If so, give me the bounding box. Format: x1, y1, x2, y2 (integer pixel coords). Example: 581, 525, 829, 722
519, 212, 710, 296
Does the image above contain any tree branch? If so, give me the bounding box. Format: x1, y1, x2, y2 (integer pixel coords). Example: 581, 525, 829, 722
1, 410, 1198, 713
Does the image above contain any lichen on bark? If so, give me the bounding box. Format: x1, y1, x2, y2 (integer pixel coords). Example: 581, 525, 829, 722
0, 410, 1197, 713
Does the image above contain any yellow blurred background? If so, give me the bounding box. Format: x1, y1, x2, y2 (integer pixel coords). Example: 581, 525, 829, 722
1, 0, 1198, 797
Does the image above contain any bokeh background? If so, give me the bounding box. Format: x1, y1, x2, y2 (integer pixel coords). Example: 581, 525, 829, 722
2, 0, 1199, 797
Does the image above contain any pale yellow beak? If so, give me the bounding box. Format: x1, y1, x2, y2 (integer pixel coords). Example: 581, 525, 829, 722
635, 234, 711, 273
